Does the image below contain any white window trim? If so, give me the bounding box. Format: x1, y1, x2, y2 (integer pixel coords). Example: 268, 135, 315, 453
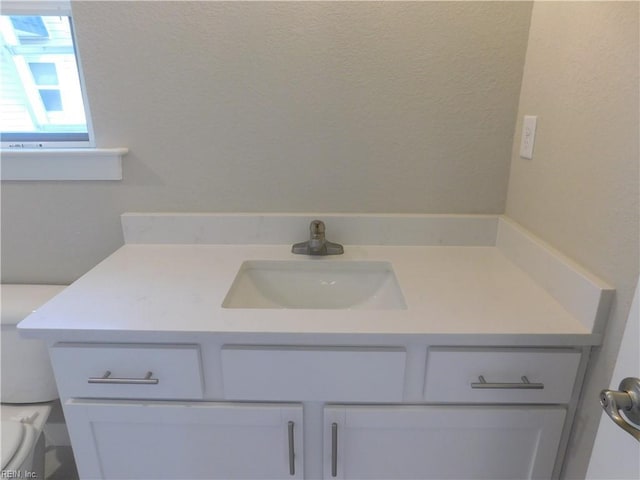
1, 0, 128, 181
1, 1, 72, 16
1, 148, 128, 180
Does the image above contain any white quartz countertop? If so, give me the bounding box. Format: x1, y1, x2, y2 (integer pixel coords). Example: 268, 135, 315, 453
18, 243, 598, 343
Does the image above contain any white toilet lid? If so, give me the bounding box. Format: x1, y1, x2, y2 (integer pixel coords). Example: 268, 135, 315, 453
1, 420, 25, 469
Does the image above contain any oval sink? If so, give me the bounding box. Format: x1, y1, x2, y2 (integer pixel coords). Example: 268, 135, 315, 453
222, 260, 407, 310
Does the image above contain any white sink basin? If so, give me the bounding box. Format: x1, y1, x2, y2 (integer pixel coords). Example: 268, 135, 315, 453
222, 260, 407, 310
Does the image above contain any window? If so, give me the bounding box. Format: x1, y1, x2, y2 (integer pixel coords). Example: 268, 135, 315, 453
1, 4, 92, 147
0, 1, 126, 181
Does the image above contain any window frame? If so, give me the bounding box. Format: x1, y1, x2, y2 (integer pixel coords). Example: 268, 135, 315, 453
0, 1, 127, 181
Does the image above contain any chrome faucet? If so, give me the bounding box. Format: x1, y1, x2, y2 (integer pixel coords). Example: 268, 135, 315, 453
292, 220, 344, 256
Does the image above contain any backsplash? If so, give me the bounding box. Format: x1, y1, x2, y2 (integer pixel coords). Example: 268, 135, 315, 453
121, 213, 498, 246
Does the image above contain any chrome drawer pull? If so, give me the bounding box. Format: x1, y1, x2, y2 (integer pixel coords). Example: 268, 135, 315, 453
470, 375, 544, 389
288, 421, 295, 476
88, 371, 159, 385
331, 422, 338, 477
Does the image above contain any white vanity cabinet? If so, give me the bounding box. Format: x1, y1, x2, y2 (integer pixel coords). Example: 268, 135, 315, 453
50, 342, 585, 480
19, 216, 611, 479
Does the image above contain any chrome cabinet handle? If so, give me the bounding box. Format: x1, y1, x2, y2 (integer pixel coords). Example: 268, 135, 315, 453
288, 421, 295, 476
88, 371, 159, 385
600, 377, 640, 441
470, 375, 544, 389
331, 422, 338, 478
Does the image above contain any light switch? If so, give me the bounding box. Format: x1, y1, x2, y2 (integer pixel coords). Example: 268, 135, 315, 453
519, 115, 537, 159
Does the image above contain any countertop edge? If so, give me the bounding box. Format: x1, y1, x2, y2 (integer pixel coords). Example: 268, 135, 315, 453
20, 327, 602, 347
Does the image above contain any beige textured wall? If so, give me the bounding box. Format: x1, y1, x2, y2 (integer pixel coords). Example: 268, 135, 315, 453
1, 1, 532, 283
505, 2, 639, 477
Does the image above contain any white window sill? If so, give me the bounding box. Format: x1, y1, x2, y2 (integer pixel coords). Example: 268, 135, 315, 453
0, 148, 128, 181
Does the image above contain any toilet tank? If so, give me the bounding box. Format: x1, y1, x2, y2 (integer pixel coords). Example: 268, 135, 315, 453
1, 284, 66, 403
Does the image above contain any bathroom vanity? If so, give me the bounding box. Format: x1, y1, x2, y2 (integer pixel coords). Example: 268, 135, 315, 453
19, 214, 613, 479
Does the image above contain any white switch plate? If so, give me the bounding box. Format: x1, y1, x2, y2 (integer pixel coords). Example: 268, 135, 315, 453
520, 115, 537, 159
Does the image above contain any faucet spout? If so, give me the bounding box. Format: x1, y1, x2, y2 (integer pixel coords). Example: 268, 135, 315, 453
292, 220, 344, 256
310, 219, 325, 238
308, 220, 326, 252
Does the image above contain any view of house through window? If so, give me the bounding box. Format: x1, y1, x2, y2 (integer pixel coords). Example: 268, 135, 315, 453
0, 14, 90, 146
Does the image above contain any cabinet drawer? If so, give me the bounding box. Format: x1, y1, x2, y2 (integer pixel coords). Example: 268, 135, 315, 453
222, 345, 406, 402
424, 348, 581, 404
50, 343, 204, 400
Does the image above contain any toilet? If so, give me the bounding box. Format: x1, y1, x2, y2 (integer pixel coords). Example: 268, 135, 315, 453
1, 284, 66, 479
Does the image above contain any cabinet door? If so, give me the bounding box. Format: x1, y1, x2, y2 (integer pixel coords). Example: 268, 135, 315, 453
64, 399, 303, 479
324, 405, 565, 480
